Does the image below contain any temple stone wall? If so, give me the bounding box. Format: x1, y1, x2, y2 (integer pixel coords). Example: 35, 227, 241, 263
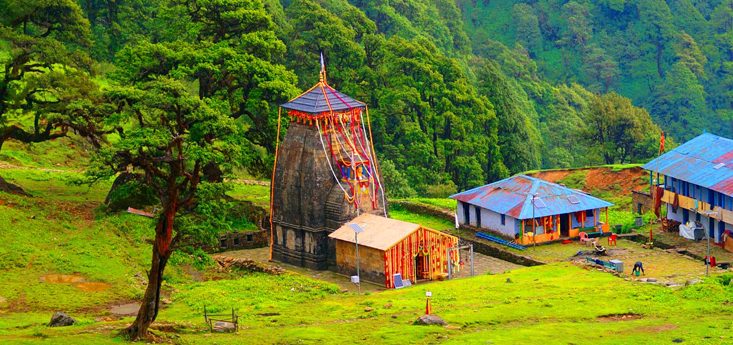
272, 122, 385, 269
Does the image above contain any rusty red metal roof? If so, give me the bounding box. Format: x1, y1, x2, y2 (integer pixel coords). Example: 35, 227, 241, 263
449, 175, 613, 220
643, 133, 733, 196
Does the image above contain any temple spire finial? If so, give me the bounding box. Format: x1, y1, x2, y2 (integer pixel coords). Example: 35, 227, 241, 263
319, 52, 327, 83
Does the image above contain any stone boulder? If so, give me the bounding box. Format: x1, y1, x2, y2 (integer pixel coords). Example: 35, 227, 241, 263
48, 312, 76, 327
414, 314, 446, 326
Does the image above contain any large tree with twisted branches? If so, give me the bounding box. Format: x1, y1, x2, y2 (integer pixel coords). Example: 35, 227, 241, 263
88, 78, 241, 339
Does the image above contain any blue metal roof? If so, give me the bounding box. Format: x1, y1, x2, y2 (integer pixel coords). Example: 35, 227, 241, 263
449, 175, 613, 220
280, 82, 365, 113
643, 133, 733, 196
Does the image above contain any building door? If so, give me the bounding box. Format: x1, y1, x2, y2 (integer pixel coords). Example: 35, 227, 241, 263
475, 206, 482, 228
463, 203, 470, 225
683, 209, 689, 223
560, 214, 570, 237
415, 253, 429, 280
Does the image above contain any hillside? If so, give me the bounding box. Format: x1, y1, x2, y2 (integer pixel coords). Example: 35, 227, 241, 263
459, 0, 733, 141
528, 165, 648, 196
57, 0, 663, 197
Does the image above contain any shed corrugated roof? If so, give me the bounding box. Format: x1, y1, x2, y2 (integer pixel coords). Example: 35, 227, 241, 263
449, 175, 613, 220
328, 213, 420, 251
280, 82, 365, 113
643, 133, 733, 196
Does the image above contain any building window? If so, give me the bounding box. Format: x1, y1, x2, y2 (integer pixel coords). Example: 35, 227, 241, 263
246, 234, 254, 242
475, 206, 482, 228
501, 214, 506, 225
585, 209, 593, 217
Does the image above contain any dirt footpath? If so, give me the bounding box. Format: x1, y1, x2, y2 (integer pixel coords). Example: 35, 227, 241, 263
215, 247, 520, 290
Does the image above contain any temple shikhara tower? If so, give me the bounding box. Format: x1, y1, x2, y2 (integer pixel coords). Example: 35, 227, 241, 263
270, 60, 387, 269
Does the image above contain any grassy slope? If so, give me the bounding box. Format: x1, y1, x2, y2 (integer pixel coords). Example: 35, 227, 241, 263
166, 264, 733, 344
0, 138, 198, 342
0, 139, 151, 310
3, 264, 732, 344
1, 141, 732, 344
389, 205, 454, 231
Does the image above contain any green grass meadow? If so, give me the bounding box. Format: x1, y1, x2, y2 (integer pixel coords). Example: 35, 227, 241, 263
1, 140, 732, 344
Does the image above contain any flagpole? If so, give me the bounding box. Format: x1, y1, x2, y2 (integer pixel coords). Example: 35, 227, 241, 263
320, 52, 326, 83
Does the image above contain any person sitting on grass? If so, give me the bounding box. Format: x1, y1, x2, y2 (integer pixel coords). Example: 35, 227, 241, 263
632, 261, 645, 276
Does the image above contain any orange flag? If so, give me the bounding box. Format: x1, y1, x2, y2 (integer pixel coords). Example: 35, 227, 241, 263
659, 131, 665, 155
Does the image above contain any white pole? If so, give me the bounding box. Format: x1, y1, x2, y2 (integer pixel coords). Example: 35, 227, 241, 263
703, 210, 718, 276
470, 244, 474, 276
355, 232, 361, 292
532, 194, 537, 247
447, 247, 452, 279
706, 228, 710, 276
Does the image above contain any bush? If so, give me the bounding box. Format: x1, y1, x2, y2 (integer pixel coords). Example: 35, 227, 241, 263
104, 173, 158, 211
424, 181, 457, 198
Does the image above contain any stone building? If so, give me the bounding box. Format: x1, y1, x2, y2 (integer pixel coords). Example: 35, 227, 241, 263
270, 68, 386, 269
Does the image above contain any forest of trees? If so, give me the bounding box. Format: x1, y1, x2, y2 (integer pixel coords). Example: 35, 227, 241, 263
0, 0, 669, 199
460, 0, 733, 143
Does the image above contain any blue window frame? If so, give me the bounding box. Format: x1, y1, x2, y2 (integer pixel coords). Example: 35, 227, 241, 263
501, 213, 506, 226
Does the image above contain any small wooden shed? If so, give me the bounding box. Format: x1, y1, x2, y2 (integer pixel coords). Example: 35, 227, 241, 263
329, 213, 458, 288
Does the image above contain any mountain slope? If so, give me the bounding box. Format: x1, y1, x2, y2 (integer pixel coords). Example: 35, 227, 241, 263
459, 0, 732, 141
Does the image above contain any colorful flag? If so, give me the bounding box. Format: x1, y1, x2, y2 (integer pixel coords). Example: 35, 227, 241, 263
659, 131, 665, 155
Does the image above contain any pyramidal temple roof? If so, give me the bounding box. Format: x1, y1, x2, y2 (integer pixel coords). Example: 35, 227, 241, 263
280, 82, 365, 113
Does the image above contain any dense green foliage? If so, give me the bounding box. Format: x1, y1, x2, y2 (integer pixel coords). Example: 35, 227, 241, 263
0, 0, 99, 150
44, 0, 665, 194
460, 0, 731, 142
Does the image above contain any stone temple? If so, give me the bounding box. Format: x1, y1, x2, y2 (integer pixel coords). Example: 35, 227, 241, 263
270, 68, 387, 269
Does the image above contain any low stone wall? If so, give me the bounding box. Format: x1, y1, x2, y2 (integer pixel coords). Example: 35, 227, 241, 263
390, 201, 455, 222
465, 237, 544, 266
217, 229, 269, 251
620, 233, 675, 250
632, 191, 653, 215
214, 256, 284, 275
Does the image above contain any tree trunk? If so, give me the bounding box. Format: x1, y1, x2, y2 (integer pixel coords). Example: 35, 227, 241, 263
124, 204, 176, 340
